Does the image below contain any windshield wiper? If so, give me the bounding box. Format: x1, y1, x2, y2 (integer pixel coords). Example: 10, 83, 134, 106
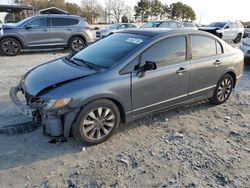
64, 56, 82, 67
73, 58, 100, 71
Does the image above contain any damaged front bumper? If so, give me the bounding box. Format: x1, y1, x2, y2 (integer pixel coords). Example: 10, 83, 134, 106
9, 84, 78, 137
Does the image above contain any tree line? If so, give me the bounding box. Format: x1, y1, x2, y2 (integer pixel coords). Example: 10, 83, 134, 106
19, 0, 196, 24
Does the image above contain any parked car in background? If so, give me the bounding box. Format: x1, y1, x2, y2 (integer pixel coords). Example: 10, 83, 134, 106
183, 22, 198, 30
240, 37, 250, 58
243, 26, 250, 38
199, 21, 244, 43
0, 14, 94, 56
10, 29, 244, 145
96, 23, 136, 38
140, 20, 184, 29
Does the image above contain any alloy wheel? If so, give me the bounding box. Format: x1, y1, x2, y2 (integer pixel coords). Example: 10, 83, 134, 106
217, 78, 232, 102
71, 39, 84, 51
2, 40, 19, 55
82, 107, 115, 141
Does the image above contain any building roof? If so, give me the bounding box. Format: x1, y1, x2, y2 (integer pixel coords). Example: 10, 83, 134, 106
0, 4, 33, 13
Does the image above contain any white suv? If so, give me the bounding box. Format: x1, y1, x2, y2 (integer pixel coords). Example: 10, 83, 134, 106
199, 21, 244, 43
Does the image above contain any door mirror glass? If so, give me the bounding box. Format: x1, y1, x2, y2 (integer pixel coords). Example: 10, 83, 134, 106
141, 61, 157, 72
25, 24, 32, 29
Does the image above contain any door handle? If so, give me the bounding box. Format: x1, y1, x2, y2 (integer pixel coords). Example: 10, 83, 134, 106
214, 59, 223, 66
176, 67, 189, 74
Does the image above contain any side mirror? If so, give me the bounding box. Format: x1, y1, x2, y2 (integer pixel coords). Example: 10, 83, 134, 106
141, 61, 157, 72
25, 25, 32, 29
136, 61, 157, 78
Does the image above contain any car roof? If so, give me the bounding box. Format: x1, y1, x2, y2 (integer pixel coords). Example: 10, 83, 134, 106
29, 14, 82, 19
118, 28, 211, 37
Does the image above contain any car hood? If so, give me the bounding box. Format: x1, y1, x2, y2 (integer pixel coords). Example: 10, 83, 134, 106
199, 27, 221, 30
2, 23, 18, 29
23, 58, 98, 96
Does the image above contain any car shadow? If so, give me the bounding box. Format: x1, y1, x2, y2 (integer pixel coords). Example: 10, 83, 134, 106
0, 99, 214, 171
0, 48, 70, 56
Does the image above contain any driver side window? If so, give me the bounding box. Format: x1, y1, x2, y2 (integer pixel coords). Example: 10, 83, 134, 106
28, 18, 47, 28
142, 36, 187, 67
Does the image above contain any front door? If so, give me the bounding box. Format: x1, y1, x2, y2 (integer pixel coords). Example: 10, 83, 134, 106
21, 17, 51, 47
131, 36, 190, 116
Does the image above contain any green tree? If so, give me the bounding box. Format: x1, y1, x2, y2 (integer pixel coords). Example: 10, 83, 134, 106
170, 2, 196, 21
150, 0, 163, 19
134, 0, 151, 21
65, 3, 81, 15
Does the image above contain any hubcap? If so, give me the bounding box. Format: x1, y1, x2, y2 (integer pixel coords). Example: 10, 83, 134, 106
217, 78, 232, 102
82, 107, 115, 140
2, 41, 19, 55
72, 39, 84, 51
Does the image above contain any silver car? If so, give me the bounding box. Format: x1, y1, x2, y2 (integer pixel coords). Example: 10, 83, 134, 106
0, 14, 94, 56
10, 29, 244, 145
96, 23, 136, 38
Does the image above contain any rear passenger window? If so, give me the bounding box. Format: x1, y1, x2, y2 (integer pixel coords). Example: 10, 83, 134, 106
142, 36, 186, 67
191, 35, 217, 59
51, 18, 79, 26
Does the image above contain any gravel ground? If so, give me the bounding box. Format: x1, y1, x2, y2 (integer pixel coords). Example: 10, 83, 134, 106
0, 45, 250, 188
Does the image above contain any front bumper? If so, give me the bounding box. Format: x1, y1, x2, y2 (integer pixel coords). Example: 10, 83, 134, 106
9, 85, 37, 118
9, 85, 67, 136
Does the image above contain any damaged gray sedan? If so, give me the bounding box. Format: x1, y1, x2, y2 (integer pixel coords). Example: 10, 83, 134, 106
10, 29, 244, 145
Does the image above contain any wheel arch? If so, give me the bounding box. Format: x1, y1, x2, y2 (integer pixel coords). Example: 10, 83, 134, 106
225, 71, 236, 88
63, 96, 127, 138
0, 36, 24, 49
68, 34, 87, 46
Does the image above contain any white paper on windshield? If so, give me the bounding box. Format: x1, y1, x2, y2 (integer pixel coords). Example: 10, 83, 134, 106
126, 38, 143, 44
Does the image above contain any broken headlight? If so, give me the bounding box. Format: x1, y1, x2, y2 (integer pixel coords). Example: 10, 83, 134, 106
45, 98, 72, 109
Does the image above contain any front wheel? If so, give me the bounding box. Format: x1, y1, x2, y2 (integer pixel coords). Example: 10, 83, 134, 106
209, 74, 234, 105
73, 99, 120, 145
0, 38, 21, 56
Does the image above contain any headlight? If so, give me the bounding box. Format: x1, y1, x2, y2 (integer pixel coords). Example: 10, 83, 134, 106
46, 98, 71, 109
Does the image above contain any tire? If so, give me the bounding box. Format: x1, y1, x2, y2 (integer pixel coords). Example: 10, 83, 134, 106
233, 33, 242, 44
0, 38, 21, 56
69, 36, 86, 52
209, 74, 234, 105
72, 99, 120, 145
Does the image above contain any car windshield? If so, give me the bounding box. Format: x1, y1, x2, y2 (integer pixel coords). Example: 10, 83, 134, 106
15, 17, 33, 26
109, 23, 119, 29
208, 22, 226, 28
141, 21, 162, 28
72, 33, 150, 68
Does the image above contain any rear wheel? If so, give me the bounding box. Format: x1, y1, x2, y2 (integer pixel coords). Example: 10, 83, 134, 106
233, 33, 242, 43
0, 38, 21, 56
69, 36, 86, 52
209, 74, 234, 105
73, 99, 120, 145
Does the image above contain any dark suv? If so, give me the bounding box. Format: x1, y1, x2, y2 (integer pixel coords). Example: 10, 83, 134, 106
0, 14, 94, 56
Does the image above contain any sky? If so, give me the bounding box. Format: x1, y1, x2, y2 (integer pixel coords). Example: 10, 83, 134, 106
67, 0, 250, 24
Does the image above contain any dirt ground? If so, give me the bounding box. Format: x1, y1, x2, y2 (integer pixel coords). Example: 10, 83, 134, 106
0, 46, 250, 188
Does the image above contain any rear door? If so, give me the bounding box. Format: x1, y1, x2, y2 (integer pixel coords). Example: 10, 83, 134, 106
50, 17, 80, 45
131, 36, 190, 116
188, 35, 225, 99
21, 17, 50, 47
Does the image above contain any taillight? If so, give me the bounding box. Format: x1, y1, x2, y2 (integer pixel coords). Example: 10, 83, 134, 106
85, 26, 91, 30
